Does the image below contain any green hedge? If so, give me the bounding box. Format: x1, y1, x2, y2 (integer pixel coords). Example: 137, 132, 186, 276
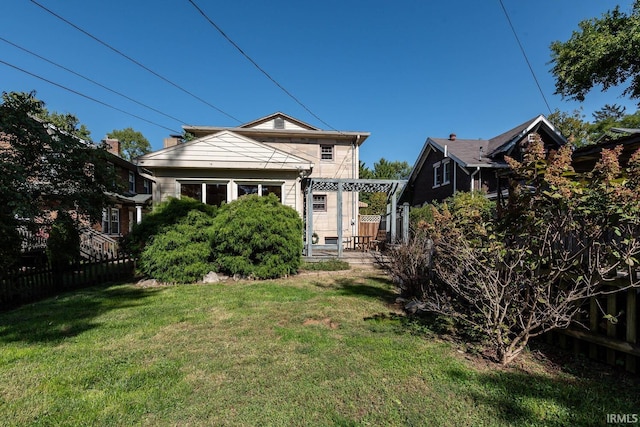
211, 194, 303, 279
138, 210, 216, 284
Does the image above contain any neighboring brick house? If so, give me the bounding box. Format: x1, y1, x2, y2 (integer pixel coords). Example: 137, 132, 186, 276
100, 138, 153, 238
399, 115, 566, 206
136, 112, 369, 243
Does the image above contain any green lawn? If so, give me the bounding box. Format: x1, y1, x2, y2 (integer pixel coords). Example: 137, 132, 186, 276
0, 269, 637, 426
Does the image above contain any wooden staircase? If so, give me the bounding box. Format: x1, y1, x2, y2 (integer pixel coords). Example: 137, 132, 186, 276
79, 227, 119, 260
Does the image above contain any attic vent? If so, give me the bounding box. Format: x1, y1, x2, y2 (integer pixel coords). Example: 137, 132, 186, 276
274, 117, 285, 129
527, 133, 537, 143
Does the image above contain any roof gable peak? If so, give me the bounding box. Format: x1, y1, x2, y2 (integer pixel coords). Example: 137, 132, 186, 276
240, 112, 320, 131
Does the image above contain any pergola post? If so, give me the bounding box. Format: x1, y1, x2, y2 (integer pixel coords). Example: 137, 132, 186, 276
306, 183, 313, 257
337, 182, 343, 257
402, 202, 410, 243
390, 191, 397, 243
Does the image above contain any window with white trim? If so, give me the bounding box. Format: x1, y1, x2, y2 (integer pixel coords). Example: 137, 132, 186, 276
128, 171, 135, 193
433, 159, 451, 188
180, 182, 228, 206
320, 145, 334, 161
442, 160, 451, 185
433, 162, 441, 187
102, 207, 120, 235
312, 194, 327, 212
237, 182, 283, 201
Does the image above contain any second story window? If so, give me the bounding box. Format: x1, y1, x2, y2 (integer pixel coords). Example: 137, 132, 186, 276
312, 194, 327, 212
128, 171, 135, 193
143, 179, 151, 194
320, 145, 334, 161
442, 160, 451, 185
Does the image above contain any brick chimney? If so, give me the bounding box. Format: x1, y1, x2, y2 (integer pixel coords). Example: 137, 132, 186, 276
105, 138, 120, 157
449, 133, 457, 141
164, 136, 180, 148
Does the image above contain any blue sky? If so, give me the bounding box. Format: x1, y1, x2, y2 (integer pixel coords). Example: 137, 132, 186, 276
2, 0, 637, 168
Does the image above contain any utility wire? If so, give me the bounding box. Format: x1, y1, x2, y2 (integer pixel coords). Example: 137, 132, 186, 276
0, 59, 182, 134
498, 0, 552, 114
187, 0, 340, 132
29, 0, 242, 124
0, 36, 188, 126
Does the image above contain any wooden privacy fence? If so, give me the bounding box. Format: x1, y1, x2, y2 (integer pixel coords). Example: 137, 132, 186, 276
0, 254, 135, 311
548, 282, 639, 374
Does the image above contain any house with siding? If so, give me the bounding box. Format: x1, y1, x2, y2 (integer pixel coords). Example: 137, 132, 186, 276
399, 115, 566, 206
136, 112, 369, 243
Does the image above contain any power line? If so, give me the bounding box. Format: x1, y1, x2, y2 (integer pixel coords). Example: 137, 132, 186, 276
29, 0, 242, 124
187, 0, 340, 132
0, 59, 183, 134
0, 36, 188, 126
498, 0, 553, 115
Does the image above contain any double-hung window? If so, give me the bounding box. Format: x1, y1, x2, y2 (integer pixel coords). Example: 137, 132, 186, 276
433, 159, 451, 188
128, 171, 135, 193
102, 208, 120, 235
312, 195, 327, 212
320, 145, 334, 161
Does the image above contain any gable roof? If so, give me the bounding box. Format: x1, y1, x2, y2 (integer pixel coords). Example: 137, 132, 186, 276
240, 112, 320, 131
136, 130, 314, 170
405, 114, 566, 186
182, 112, 370, 145
487, 115, 564, 155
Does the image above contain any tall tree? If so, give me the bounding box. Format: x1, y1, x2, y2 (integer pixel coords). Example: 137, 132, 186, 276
0, 91, 117, 267
550, 1, 640, 104
35, 109, 92, 141
547, 108, 590, 146
359, 158, 410, 214
107, 127, 151, 160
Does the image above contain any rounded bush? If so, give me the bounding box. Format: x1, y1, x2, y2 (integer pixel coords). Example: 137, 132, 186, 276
122, 197, 217, 259
139, 209, 216, 283
211, 194, 303, 279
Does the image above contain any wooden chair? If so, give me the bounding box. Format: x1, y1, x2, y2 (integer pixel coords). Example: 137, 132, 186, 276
370, 230, 387, 251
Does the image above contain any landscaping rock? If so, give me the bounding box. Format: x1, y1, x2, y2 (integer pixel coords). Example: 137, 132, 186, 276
202, 271, 220, 283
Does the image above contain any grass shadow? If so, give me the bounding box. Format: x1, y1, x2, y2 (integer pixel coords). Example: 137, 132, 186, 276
0, 283, 159, 345
313, 275, 398, 304
445, 364, 640, 426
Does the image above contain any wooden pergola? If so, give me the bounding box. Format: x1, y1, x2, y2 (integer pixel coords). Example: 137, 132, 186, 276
303, 178, 409, 257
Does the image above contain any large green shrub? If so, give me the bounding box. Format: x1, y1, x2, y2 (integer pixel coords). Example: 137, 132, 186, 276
211, 194, 303, 279
122, 197, 217, 259
138, 210, 216, 284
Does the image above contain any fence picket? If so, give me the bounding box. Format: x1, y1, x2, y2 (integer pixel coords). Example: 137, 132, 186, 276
0, 254, 134, 311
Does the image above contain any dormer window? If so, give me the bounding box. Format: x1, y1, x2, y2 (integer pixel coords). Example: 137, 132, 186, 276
274, 117, 285, 129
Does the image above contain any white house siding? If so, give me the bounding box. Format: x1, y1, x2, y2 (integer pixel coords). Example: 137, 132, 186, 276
260, 138, 360, 242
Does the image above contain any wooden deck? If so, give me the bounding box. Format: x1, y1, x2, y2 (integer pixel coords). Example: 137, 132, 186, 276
303, 249, 388, 269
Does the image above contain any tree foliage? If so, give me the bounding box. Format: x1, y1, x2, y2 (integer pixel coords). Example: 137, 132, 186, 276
107, 127, 151, 160
550, 1, 640, 104
0, 91, 116, 265
359, 158, 410, 215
